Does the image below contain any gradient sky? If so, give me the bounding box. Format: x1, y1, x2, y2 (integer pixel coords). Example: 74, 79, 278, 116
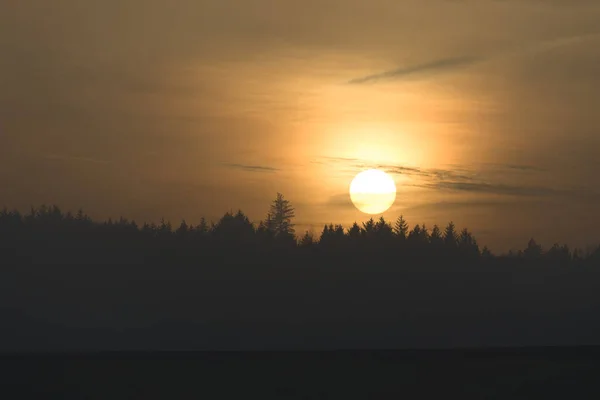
2, 1, 600, 252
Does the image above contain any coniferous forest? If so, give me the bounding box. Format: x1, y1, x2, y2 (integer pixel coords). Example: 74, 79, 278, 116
2, 193, 600, 351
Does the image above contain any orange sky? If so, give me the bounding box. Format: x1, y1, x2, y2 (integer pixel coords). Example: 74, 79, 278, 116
2, 1, 600, 252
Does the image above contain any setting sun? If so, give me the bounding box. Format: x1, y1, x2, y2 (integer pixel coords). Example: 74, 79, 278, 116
349, 169, 397, 215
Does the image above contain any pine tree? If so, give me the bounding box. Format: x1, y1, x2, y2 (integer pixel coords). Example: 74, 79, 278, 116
76, 209, 85, 221
430, 225, 443, 247
319, 224, 331, 247
212, 211, 255, 241
443, 221, 458, 248
394, 215, 409, 240
335, 224, 346, 244
159, 218, 172, 234
408, 224, 423, 245
267, 193, 295, 237
362, 218, 376, 237
256, 219, 274, 243
299, 231, 314, 247
375, 217, 394, 239
523, 238, 542, 259
194, 217, 209, 237
347, 222, 362, 240
176, 220, 189, 237
458, 228, 479, 257
481, 246, 492, 258
419, 224, 430, 243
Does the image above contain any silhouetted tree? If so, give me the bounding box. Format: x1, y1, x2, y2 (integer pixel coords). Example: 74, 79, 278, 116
458, 228, 479, 259
213, 211, 255, 243
299, 231, 315, 248
394, 215, 409, 240
195, 217, 209, 235
333, 224, 345, 240
481, 246, 493, 258
546, 243, 571, 264
419, 224, 430, 244
319, 224, 331, 245
429, 225, 443, 248
319, 224, 345, 249
175, 220, 191, 241
347, 222, 362, 241
443, 221, 458, 249
524, 238, 542, 259
362, 218, 376, 238
158, 218, 172, 238
408, 224, 425, 248
176, 220, 189, 236
267, 193, 295, 238
375, 217, 394, 240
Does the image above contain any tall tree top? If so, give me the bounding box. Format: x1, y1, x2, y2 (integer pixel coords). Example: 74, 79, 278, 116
267, 192, 296, 237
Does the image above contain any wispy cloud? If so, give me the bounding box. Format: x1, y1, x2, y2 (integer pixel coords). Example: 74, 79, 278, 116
402, 199, 518, 213
347, 56, 482, 84
498, 164, 545, 172
223, 163, 280, 173
346, 31, 600, 86
315, 156, 594, 199
381, 165, 475, 182
321, 157, 476, 183
415, 181, 559, 197
320, 156, 361, 163
318, 156, 449, 176
326, 192, 356, 208
383, 163, 558, 198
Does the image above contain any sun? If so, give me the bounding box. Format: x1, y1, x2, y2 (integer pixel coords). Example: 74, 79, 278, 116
349, 169, 397, 215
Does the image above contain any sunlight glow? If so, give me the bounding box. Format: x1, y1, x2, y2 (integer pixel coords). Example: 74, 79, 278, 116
349, 169, 397, 215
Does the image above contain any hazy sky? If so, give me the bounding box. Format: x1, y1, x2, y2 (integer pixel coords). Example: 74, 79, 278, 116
2, 1, 600, 252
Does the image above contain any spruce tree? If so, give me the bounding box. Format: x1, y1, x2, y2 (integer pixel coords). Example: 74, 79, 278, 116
267, 193, 296, 237
394, 215, 409, 240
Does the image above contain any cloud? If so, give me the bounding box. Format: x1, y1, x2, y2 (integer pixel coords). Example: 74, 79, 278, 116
223, 163, 280, 173
383, 165, 475, 182
345, 31, 600, 86
402, 199, 517, 213
315, 156, 599, 200
343, 159, 550, 183
347, 56, 482, 84
318, 156, 361, 163
316, 157, 475, 182
409, 181, 600, 202
378, 165, 425, 176
416, 181, 559, 197
326, 192, 355, 208
495, 164, 545, 172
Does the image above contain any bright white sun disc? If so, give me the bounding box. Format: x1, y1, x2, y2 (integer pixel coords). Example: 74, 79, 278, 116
349, 169, 397, 214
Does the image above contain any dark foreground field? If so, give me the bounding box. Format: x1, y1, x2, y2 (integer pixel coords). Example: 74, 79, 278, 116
4, 260, 600, 351
3, 348, 600, 399
4, 209, 600, 398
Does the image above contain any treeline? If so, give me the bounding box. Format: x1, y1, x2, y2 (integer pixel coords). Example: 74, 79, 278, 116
0, 193, 599, 267
4, 194, 600, 351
